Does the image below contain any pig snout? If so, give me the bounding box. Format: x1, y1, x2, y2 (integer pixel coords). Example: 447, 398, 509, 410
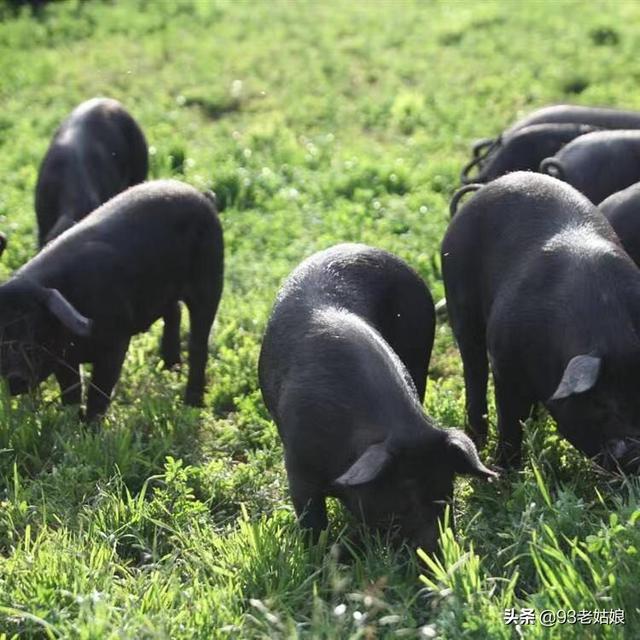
403, 501, 451, 556
372, 516, 441, 555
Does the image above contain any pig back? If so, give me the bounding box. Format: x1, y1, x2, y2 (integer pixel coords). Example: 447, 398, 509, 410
22, 180, 222, 333
507, 105, 640, 136
259, 243, 435, 419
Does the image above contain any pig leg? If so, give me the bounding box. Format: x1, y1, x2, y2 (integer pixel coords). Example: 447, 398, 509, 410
161, 301, 181, 368
183, 267, 223, 407
494, 376, 533, 469
290, 482, 328, 538
55, 360, 82, 406
184, 303, 216, 407
85, 338, 130, 420
458, 332, 490, 448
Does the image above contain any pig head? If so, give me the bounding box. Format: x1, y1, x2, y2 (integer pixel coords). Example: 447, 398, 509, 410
547, 354, 640, 473
0, 276, 91, 395
331, 428, 496, 551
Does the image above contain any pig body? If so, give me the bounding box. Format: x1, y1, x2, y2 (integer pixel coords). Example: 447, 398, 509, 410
505, 104, 640, 136
442, 172, 640, 472
0, 179, 223, 419
35, 98, 148, 247
468, 104, 640, 184
259, 243, 494, 550
600, 182, 640, 266
540, 130, 640, 204
462, 123, 596, 183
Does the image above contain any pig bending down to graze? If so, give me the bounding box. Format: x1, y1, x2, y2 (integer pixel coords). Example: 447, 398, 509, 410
0, 179, 223, 420
35, 97, 148, 247
258, 243, 495, 551
540, 130, 640, 204
461, 123, 597, 184
467, 104, 640, 184
442, 172, 640, 473
600, 183, 640, 266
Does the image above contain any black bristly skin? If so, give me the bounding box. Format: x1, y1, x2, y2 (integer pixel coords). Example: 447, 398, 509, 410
35, 97, 148, 248
0, 180, 224, 420
600, 182, 640, 267
539, 130, 640, 204
465, 104, 640, 185
258, 243, 495, 551
504, 104, 640, 136
442, 171, 640, 473
463, 123, 597, 184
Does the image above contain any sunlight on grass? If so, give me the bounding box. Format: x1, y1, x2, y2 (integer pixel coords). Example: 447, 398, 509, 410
1, 0, 639, 637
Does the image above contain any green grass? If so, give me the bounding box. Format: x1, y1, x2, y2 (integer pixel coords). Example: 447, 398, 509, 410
1, 0, 639, 637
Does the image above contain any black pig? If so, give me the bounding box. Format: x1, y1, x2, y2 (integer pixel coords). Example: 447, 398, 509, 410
540, 130, 640, 204
0, 180, 223, 419
467, 104, 640, 184
600, 182, 640, 266
443, 172, 640, 472
35, 97, 148, 247
505, 104, 640, 136
259, 243, 495, 551
461, 123, 596, 183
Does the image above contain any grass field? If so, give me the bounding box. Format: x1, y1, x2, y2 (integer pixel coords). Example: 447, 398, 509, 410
1, 0, 640, 638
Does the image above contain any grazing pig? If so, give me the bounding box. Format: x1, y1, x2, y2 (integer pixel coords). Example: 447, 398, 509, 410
258, 243, 495, 551
466, 104, 640, 184
0, 180, 223, 419
600, 182, 640, 266
461, 123, 596, 183
35, 97, 148, 247
443, 172, 640, 473
540, 130, 640, 204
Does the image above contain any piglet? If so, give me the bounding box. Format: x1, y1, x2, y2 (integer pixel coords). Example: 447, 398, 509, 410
461, 123, 596, 184
35, 97, 148, 247
540, 130, 640, 204
259, 243, 495, 551
443, 172, 640, 473
467, 104, 640, 184
0, 180, 223, 419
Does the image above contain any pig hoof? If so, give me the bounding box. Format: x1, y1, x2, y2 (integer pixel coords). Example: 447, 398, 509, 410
161, 349, 182, 369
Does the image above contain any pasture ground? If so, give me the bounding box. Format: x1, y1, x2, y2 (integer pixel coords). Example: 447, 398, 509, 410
0, 1, 639, 638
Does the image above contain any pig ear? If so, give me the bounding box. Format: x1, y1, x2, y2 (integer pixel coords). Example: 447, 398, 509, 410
549, 354, 601, 401
39, 288, 92, 337
0, 233, 6, 258
445, 430, 498, 480
333, 443, 392, 487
